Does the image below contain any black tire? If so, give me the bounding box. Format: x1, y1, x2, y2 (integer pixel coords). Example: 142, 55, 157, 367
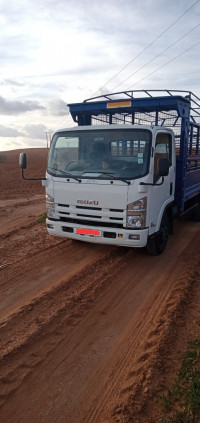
146, 213, 170, 255
191, 203, 200, 221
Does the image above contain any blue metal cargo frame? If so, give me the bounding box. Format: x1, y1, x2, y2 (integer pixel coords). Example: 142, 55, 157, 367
68, 90, 200, 210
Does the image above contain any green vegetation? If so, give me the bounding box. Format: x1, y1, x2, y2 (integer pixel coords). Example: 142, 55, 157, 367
36, 212, 47, 223
157, 338, 200, 423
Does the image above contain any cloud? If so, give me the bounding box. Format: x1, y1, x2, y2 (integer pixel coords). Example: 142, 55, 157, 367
0, 79, 25, 87
0, 125, 24, 137
0, 0, 200, 152
47, 99, 69, 116
24, 124, 48, 139
0, 96, 45, 115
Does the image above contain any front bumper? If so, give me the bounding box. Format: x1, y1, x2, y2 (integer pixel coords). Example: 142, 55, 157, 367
46, 219, 149, 248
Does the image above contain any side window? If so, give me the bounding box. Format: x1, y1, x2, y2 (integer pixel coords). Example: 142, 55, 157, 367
154, 133, 172, 181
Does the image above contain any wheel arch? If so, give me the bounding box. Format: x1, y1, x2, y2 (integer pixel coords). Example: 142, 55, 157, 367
155, 201, 174, 234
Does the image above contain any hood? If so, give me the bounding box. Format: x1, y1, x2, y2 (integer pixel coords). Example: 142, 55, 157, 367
53, 179, 129, 210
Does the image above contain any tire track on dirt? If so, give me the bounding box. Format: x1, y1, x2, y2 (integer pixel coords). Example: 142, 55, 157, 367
0, 195, 46, 236
0, 246, 128, 407
0, 236, 116, 320
0, 221, 200, 423
77, 233, 200, 423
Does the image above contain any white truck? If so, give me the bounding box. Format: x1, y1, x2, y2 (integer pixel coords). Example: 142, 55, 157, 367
20, 90, 200, 254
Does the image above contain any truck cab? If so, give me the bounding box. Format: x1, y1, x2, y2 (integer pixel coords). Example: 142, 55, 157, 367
20, 90, 200, 254
46, 122, 174, 254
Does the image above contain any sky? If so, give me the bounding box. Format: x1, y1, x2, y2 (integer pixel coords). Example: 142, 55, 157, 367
0, 0, 200, 151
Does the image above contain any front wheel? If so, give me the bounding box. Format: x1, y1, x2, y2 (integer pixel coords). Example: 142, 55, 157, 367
146, 213, 170, 255
191, 202, 200, 221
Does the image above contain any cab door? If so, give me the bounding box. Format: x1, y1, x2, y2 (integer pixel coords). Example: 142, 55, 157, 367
148, 131, 175, 237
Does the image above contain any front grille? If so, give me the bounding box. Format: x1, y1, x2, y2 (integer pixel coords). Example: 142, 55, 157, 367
76, 205, 102, 211
60, 216, 123, 228
57, 203, 125, 229
77, 214, 101, 218
110, 208, 123, 212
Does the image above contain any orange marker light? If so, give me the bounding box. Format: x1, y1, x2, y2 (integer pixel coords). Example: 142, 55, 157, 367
107, 100, 131, 108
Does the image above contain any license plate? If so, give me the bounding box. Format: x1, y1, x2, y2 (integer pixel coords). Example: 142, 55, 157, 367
76, 228, 101, 236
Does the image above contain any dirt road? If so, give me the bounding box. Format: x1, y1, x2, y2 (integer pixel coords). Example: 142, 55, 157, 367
0, 149, 200, 423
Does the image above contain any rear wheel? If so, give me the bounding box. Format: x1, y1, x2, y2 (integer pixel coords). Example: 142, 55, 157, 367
147, 213, 170, 255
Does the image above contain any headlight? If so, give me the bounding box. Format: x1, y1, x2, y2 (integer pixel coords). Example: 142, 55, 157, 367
46, 193, 56, 218
127, 197, 147, 228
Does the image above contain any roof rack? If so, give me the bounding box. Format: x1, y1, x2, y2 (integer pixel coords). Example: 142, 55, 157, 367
84, 89, 200, 124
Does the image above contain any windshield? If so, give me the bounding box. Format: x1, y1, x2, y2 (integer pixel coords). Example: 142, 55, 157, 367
47, 128, 152, 180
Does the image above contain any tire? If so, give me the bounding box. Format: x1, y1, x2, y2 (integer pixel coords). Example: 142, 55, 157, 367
191, 203, 200, 221
146, 213, 170, 255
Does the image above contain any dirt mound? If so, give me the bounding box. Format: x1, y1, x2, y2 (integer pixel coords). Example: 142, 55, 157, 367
0, 148, 48, 200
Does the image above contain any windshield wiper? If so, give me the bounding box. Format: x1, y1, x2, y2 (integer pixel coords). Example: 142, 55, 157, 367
48, 167, 81, 182
100, 171, 130, 185
82, 170, 130, 185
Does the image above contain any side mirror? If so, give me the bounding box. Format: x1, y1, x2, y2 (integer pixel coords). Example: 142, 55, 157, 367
19, 152, 27, 169
158, 157, 169, 177
19, 151, 46, 182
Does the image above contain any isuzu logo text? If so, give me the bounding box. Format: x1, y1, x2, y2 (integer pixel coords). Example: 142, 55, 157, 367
77, 200, 99, 205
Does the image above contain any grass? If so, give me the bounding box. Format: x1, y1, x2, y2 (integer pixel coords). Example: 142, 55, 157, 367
19, 213, 47, 229
36, 212, 47, 223
157, 338, 200, 423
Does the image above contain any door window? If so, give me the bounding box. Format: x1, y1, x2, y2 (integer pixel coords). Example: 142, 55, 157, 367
154, 133, 172, 181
